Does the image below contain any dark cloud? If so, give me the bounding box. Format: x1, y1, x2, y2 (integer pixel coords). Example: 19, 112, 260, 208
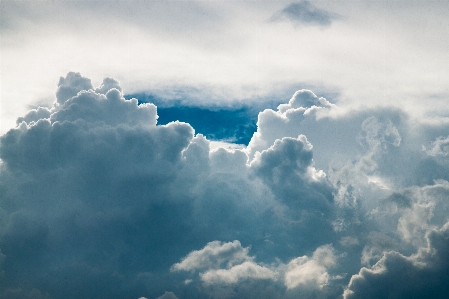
1, 72, 449, 298
250, 135, 333, 212
345, 222, 449, 299
16, 107, 51, 126
0, 73, 197, 298
271, 1, 338, 27
55, 71, 94, 104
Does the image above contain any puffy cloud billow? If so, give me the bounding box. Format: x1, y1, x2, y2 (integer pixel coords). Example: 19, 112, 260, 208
1, 72, 449, 299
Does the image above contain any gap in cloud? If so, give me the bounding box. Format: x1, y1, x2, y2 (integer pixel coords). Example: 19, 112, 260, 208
156, 106, 256, 145
125, 84, 341, 146
126, 93, 276, 145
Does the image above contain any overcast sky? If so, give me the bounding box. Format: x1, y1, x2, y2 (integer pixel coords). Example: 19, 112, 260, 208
1, 1, 449, 299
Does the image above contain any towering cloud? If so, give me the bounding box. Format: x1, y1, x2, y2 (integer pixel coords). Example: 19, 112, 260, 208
0, 72, 448, 299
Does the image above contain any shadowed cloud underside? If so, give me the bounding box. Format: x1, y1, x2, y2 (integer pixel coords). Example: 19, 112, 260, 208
0, 72, 449, 299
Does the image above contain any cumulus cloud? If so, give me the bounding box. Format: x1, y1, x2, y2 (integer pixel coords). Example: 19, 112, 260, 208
174, 240, 341, 299
246, 89, 336, 163
172, 240, 276, 287
277, 89, 334, 113
0, 72, 196, 299
250, 135, 330, 211
55, 71, 94, 104
1, 72, 449, 299
171, 240, 251, 272
284, 245, 336, 289
16, 107, 51, 125
345, 221, 449, 299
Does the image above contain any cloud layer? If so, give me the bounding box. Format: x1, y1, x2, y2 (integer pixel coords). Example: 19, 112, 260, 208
3, 1, 449, 136
0, 72, 449, 299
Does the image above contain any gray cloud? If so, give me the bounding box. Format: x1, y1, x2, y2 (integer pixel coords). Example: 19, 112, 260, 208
250, 135, 332, 212
425, 135, 449, 157
55, 71, 94, 104
16, 107, 51, 125
0, 73, 197, 298
1, 72, 449, 298
1, 73, 347, 298
345, 221, 449, 299
271, 1, 338, 27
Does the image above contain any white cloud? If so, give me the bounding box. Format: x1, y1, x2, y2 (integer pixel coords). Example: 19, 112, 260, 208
171, 240, 251, 272
200, 261, 276, 285
358, 116, 402, 151
174, 240, 341, 292
396, 181, 449, 247
284, 245, 337, 289
209, 141, 246, 152
247, 89, 335, 161
172, 240, 278, 288
277, 89, 335, 113
3, 1, 449, 135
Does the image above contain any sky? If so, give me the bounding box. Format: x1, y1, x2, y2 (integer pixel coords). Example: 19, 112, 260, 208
1, 1, 449, 299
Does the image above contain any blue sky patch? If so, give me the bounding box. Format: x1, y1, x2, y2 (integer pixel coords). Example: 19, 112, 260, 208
127, 93, 264, 145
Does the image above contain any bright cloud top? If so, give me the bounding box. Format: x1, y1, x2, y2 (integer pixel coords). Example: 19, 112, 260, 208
0, 72, 449, 299
171, 240, 252, 272
284, 245, 337, 289
2, 1, 449, 135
